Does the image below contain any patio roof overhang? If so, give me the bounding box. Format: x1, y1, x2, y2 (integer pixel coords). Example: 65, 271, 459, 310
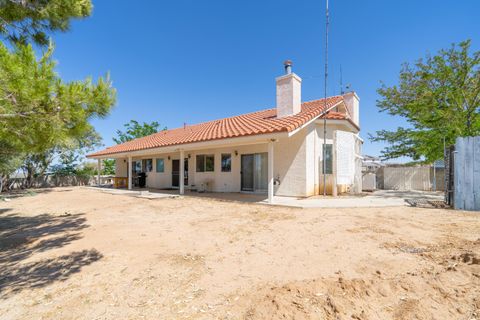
87, 131, 288, 159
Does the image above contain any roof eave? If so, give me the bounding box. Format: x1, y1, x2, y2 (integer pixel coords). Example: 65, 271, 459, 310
86, 130, 289, 159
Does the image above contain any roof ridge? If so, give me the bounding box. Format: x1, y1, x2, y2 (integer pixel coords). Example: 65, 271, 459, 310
153, 95, 343, 134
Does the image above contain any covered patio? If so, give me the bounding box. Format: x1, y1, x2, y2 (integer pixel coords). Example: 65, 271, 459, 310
92, 136, 278, 203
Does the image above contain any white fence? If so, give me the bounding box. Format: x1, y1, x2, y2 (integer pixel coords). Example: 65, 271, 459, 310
454, 136, 480, 211
375, 166, 445, 191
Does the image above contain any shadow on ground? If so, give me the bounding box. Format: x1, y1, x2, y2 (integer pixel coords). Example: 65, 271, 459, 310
0, 210, 102, 297
0, 188, 53, 200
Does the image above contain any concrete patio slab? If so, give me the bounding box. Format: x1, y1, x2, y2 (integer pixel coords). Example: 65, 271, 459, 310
263, 190, 445, 208
85, 186, 444, 208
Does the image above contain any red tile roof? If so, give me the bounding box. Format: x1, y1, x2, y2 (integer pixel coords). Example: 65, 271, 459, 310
87, 96, 347, 158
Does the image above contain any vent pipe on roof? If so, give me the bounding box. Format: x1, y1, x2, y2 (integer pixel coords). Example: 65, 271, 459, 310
284, 60, 292, 74
276, 60, 302, 117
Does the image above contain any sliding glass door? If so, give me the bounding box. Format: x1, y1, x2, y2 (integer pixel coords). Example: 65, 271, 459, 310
241, 153, 268, 192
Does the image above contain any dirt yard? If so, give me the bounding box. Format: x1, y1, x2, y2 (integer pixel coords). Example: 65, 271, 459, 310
0, 187, 479, 320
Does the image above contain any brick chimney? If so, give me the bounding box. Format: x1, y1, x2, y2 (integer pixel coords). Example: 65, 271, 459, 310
276, 60, 302, 118
342, 91, 360, 126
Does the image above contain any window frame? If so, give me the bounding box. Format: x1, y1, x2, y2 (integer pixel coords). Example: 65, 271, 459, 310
196, 154, 215, 172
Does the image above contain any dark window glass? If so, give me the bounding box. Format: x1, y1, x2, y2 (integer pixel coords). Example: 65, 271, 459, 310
135, 161, 142, 173
197, 154, 215, 172
221, 154, 231, 172
323, 144, 333, 174
196, 155, 205, 172
205, 155, 215, 172
145, 159, 153, 172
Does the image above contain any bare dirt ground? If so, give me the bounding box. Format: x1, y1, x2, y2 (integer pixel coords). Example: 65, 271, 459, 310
0, 187, 479, 320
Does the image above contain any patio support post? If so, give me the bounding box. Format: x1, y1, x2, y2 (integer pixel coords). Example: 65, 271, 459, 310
268, 140, 274, 204
97, 159, 101, 186
128, 156, 132, 190
179, 150, 185, 195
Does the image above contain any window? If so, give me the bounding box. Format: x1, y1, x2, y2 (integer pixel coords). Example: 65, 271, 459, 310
196, 155, 204, 172
196, 154, 214, 172
156, 158, 164, 173
221, 154, 231, 172
144, 159, 153, 172
205, 155, 214, 172
323, 144, 333, 174
134, 161, 142, 173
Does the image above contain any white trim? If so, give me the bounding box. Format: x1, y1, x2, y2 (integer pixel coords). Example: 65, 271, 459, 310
88, 132, 288, 159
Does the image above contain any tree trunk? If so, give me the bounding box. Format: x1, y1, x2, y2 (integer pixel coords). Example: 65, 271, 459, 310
26, 165, 34, 188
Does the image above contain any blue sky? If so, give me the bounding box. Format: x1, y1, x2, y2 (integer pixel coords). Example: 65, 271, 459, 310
52, 0, 479, 160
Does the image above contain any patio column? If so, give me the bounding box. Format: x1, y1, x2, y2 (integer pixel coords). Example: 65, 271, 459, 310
128, 156, 132, 190
268, 140, 274, 204
97, 159, 101, 186
179, 150, 185, 195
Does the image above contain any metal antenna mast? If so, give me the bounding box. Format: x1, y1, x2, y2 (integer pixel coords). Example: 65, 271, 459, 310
322, 0, 330, 196
340, 65, 343, 94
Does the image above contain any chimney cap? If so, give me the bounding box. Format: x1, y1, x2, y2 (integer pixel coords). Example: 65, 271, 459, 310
283, 60, 293, 74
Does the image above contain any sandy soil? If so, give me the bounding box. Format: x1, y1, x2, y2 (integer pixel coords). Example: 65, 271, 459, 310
0, 187, 479, 320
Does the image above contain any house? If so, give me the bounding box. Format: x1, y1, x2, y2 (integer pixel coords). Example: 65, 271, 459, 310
361, 155, 384, 191
87, 61, 363, 203
362, 155, 385, 173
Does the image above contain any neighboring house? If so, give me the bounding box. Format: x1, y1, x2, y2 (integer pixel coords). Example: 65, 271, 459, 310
361, 155, 384, 191
87, 61, 362, 202
362, 155, 385, 173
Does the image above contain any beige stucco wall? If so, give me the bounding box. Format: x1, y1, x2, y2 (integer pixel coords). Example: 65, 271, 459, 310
112, 135, 310, 196
115, 158, 128, 177
111, 120, 359, 197
273, 127, 309, 196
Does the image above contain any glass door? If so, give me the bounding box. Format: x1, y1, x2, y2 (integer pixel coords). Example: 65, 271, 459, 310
172, 159, 180, 188
254, 153, 268, 192
241, 153, 268, 192
241, 154, 254, 191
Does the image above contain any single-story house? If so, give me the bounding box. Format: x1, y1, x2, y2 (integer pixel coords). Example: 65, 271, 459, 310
87, 61, 363, 203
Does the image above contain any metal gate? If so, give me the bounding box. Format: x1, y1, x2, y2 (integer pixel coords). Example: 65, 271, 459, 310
444, 146, 455, 206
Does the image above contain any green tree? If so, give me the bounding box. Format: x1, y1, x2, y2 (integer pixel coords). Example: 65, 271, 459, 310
102, 159, 115, 175
113, 120, 163, 144
49, 150, 79, 176
0, 0, 92, 46
0, 42, 116, 186
370, 40, 480, 162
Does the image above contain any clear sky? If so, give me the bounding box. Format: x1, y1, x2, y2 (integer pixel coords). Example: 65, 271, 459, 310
52, 0, 479, 160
